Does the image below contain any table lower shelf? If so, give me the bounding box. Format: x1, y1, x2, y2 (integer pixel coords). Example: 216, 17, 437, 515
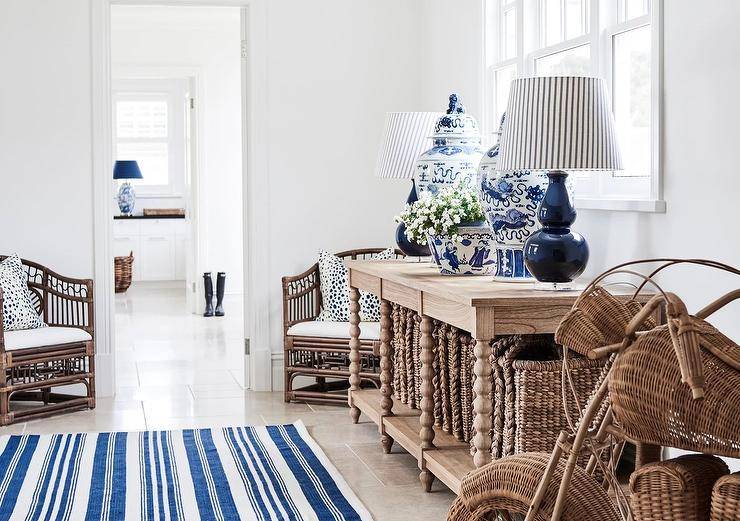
350, 388, 475, 494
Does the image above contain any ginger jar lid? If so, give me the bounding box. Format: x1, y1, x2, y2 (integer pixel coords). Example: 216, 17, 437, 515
432, 94, 480, 140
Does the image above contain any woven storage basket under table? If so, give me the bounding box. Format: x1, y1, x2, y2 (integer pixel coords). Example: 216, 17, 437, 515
114, 251, 134, 293
630, 454, 729, 521
712, 473, 740, 521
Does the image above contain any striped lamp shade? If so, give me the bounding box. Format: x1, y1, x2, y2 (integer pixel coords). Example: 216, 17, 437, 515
375, 112, 440, 179
498, 76, 623, 171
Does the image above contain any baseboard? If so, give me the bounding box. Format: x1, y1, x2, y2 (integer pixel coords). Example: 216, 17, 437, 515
96, 352, 115, 398
271, 352, 284, 392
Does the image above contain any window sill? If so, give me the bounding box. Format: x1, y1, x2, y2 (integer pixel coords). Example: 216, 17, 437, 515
575, 198, 666, 213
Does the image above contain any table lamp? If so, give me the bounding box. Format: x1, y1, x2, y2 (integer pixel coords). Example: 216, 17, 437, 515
497, 76, 623, 289
113, 160, 143, 216
375, 111, 440, 259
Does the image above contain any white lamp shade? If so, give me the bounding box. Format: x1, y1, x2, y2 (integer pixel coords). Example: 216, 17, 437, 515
498, 76, 623, 172
375, 112, 440, 179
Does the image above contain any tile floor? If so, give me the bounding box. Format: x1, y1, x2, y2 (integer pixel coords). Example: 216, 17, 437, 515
10, 282, 456, 520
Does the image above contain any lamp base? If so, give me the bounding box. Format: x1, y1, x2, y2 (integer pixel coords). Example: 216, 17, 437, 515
524, 171, 589, 284
117, 181, 136, 216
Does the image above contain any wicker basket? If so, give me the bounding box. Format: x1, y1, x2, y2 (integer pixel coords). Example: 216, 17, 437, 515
630, 454, 729, 521
711, 473, 740, 521
468, 335, 607, 462
114, 251, 134, 293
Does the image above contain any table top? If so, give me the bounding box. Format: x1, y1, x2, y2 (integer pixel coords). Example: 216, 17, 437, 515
347, 259, 642, 308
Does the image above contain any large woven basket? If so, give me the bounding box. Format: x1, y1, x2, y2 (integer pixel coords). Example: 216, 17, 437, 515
630, 454, 729, 521
114, 251, 134, 293
469, 335, 607, 461
711, 473, 740, 521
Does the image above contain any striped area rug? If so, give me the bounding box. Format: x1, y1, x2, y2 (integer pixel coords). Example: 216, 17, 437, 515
0, 422, 373, 521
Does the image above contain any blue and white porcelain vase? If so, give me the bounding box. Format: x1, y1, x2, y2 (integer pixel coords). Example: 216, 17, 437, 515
428, 221, 496, 276
478, 115, 549, 282
414, 94, 483, 197
117, 182, 136, 216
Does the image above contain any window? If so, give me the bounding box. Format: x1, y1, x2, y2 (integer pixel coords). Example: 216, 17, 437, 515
485, 0, 663, 211
113, 78, 187, 197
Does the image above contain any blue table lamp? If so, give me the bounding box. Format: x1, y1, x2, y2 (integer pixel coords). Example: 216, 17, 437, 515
113, 160, 143, 216
497, 77, 623, 289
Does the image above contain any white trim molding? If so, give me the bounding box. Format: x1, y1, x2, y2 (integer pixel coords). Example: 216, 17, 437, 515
91, 0, 273, 395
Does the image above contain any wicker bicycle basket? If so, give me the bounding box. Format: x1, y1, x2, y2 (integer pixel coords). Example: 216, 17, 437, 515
114, 251, 134, 293
629, 454, 729, 521
711, 473, 740, 521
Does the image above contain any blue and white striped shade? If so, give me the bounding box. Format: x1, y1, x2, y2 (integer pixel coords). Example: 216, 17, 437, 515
498, 76, 623, 172
375, 112, 440, 179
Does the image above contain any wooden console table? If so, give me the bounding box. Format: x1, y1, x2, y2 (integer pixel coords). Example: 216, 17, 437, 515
345, 260, 648, 494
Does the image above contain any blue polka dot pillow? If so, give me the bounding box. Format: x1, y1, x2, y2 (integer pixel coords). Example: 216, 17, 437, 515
0, 254, 46, 331
316, 248, 395, 322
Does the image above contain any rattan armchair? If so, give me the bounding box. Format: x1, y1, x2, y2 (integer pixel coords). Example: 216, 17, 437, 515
282, 248, 403, 405
0, 256, 95, 425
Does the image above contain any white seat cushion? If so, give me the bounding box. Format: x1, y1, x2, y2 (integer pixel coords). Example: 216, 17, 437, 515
3, 327, 92, 351
287, 321, 381, 340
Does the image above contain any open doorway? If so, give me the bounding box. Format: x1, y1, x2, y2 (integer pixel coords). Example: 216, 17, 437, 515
110, 5, 248, 411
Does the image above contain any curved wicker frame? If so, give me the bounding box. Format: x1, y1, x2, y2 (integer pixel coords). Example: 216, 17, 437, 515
282, 248, 404, 405
452, 258, 740, 521
0, 256, 95, 425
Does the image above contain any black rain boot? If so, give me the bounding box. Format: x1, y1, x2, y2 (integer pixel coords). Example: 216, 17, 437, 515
203, 272, 214, 317
215, 272, 226, 316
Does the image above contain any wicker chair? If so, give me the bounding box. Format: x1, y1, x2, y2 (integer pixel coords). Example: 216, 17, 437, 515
282, 248, 403, 405
0, 256, 95, 425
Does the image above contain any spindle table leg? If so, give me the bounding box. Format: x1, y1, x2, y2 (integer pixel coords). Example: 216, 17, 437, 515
472, 337, 493, 468
348, 286, 362, 424
419, 314, 436, 491
379, 299, 395, 453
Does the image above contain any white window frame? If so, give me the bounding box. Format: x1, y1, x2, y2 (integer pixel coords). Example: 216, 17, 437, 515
483, 0, 665, 212
112, 78, 187, 199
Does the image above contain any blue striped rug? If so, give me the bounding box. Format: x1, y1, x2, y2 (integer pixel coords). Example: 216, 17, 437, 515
0, 421, 373, 520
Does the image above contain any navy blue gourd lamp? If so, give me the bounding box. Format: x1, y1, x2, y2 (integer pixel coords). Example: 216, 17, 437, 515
375, 112, 440, 260
113, 160, 143, 216
497, 77, 623, 289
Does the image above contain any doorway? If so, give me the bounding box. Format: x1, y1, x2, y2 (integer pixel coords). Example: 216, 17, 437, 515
110, 5, 249, 408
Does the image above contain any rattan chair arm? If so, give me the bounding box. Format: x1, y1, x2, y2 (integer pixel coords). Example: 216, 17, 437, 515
282, 263, 319, 285
696, 288, 740, 319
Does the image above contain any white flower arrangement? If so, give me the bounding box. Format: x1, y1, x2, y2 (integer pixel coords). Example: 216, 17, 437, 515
394, 183, 485, 245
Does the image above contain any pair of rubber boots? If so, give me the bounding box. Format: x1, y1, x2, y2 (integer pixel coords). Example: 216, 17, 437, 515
203, 272, 225, 317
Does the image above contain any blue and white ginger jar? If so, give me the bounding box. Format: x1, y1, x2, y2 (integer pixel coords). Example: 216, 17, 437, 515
428, 222, 496, 276
415, 94, 483, 197
478, 114, 548, 282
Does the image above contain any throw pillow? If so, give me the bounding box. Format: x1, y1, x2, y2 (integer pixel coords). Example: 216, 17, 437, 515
0, 254, 46, 331
316, 248, 394, 322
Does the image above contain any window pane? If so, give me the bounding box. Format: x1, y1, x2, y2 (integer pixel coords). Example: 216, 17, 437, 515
542, 0, 563, 46
116, 100, 168, 139
494, 64, 517, 126
117, 142, 169, 186
625, 0, 649, 21
565, 0, 586, 39
503, 8, 517, 60
612, 25, 651, 177
535, 43, 591, 75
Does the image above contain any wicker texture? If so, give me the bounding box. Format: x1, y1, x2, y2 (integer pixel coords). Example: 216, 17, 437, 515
630, 454, 729, 521
114, 251, 133, 293
712, 473, 740, 521
610, 319, 740, 458
449, 452, 620, 521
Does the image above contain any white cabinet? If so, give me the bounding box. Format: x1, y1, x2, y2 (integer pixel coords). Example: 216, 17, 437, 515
113, 218, 188, 281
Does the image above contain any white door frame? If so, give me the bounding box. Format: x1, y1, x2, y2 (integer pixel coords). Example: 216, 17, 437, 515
91, 0, 272, 395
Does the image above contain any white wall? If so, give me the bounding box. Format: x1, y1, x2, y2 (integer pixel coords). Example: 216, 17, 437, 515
263, 0, 426, 359
111, 6, 244, 292
0, 0, 94, 278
